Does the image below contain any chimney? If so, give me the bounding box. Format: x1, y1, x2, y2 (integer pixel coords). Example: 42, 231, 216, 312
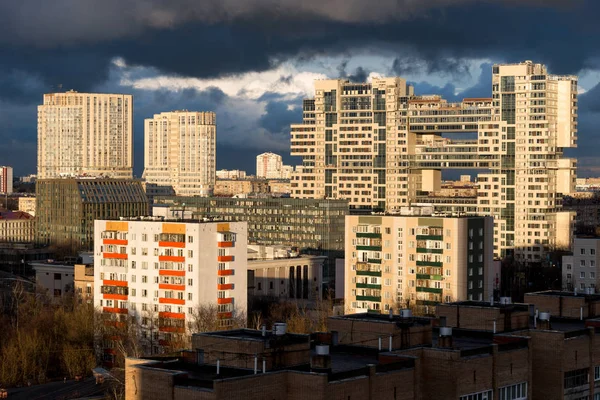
311, 345, 332, 373
537, 312, 551, 330
438, 327, 453, 348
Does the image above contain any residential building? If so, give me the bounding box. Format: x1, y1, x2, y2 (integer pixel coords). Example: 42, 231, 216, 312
31, 260, 75, 298
36, 178, 148, 252
0, 242, 54, 276
19, 174, 36, 183
152, 196, 347, 255
143, 111, 216, 196
0, 166, 13, 194
216, 169, 247, 179
268, 179, 292, 196
0, 211, 35, 242
256, 152, 283, 179
290, 61, 578, 260
247, 245, 326, 305
74, 263, 94, 304
562, 236, 600, 292
37, 91, 133, 179
281, 165, 294, 180
344, 210, 494, 314
17, 196, 36, 216
214, 178, 270, 197
94, 218, 247, 360
564, 194, 600, 230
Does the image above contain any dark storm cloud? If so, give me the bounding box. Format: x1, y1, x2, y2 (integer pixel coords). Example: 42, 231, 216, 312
258, 98, 303, 134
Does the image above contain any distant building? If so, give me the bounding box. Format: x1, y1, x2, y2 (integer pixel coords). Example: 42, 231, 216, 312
37, 91, 133, 179
31, 261, 74, 298
0, 166, 13, 194
247, 245, 326, 305
268, 180, 291, 196
36, 178, 148, 252
562, 236, 600, 292
19, 174, 36, 183
74, 263, 94, 304
345, 210, 494, 314
216, 169, 247, 180
17, 196, 36, 216
0, 211, 35, 242
143, 111, 216, 196
94, 219, 247, 360
256, 152, 283, 179
214, 178, 270, 197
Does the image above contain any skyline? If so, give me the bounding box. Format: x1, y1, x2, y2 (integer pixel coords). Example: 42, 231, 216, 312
1, 1, 599, 176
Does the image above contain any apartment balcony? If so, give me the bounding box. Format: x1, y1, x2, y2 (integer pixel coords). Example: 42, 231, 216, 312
356, 270, 382, 277
218, 269, 234, 276
217, 297, 233, 305
356, 283, 381, 289
218, 255, 234, 262
416, 287, 443, 294
416, 248, 443, 254
416, 260, 443, 267
416, 274, 443, 280
416, 235, 443, 241
356, 295, 381, 302
103, 238, 128, 245
158, 241, 186, 248
217, 312, 233, 319
103, 252, 128, 260
356, 232, 382, 238
103, 307, 128, 314
158, 255, 185, 262
218, 241, 234, 248
356, 245, 382, 251
217, 283, 234, 290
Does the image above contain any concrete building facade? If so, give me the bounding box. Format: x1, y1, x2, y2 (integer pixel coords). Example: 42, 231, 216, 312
17, 196, 36, 217
37, 91, 133, 179
143, 111, 216, 196
562, 236, 600, 292
74, 263, 94, 304
0, 211, 35, 242
94, 219, 247, 358
290, 61, 578, 260
256, 152, 283, 179
344, 211, 494, 314
0, 166, 13, 194
31, 261, 74, 298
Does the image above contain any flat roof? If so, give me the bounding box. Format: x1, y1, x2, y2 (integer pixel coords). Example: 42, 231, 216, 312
194, 329, 310, 346
526, 290, 600, 300
444, 301, 530, 311
330, 312, 432, 326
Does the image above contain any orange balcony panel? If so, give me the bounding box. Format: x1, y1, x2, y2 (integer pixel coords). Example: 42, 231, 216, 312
218, 241, 234, 248
217, 255, 234, 262
159, 298, 185, 305
217, 297, 233, 305
103, 239, 128, 245
159, 270, 185, 277
159, 311, 185, 320
158, 326, 185, 333
103, 307, 128, 314
159, 241, 186, 248
159, 255, 185, 262
103, 294, 128, 301
103, 280, 128, 287
217, 312, 233, 319
217, 283, 234, 290
217, 269, 234, 276
103, 253, 128, 259
158, 284, 185, 291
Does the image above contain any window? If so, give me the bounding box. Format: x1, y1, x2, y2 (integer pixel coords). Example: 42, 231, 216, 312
188, 264, 193, 272
141, 289, 147, 298
131, 288, 136, 296
591, 248, 596, 255
591, 272, 596, 279
446, 243, 451, 250
591, 260, 596, 267
564, 368, 589, 389
499, 382, 527, 400
142, 234, 147, 241
131, 247, 136, 255
142, 276, 148, 283
142, 248, 148, 256
188, 279, 193, 286
131, 261, 136, 269
188, 236, 193, 243
188, 250, 193, 258
581, 272, 586, 279
142, 261, 148, 270
460, 389, 492, 400
581, 260, 586, 267
581, 248, 586, 255
131, 275, 136, 283
595, 366, 600, 381
567, 264, 572, 270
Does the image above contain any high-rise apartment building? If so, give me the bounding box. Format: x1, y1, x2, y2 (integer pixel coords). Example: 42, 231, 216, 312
290, 61, 578, 260
0, 166, 13, 194
562, 236, 600, 292
143, 111, 216, 196
345, 212, 494, 314
94, 219, 247, 360
256, 152, 283, 179
37, 91, 133, 179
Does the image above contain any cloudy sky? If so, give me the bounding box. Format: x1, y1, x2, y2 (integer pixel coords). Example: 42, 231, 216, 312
2, 0, 600, 177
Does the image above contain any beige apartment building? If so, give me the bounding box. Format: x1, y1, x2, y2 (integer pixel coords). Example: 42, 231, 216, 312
344, 211, 494, 314
17, 196, 36, 217
291, 61, 578, 260
256, 152, 283, 179
143, 111, 216, 196
37, 91, 133, 179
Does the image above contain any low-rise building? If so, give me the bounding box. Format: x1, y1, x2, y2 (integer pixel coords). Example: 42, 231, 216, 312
94, 218, 248, 361
247, 245, 326, 305
267, 179, 291, 196
17, 196, 36, 216
74, 263, 94, 304
216, 169, 247, 180
0, 211, 35, 242
214, 178, 270, 197
31, 260, 74, 298
562, 236, 600, 292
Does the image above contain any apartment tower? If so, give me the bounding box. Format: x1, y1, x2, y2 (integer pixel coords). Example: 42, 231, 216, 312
290, 61, 578, 260
37, 91, 133, 179
143, 111, 216, 196
94, 219, 247, 360
0, 166, 13, 194
345, 212, 494, 314
256, 152, 283, 179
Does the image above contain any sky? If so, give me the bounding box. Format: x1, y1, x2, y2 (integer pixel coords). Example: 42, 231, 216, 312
1, 0, 600, 177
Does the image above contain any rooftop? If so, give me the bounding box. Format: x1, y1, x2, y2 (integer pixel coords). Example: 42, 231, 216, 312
330, 312, 432, 327
194, 328, 310, 346
446, 300, 530, 312
526, 290, 600, 301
